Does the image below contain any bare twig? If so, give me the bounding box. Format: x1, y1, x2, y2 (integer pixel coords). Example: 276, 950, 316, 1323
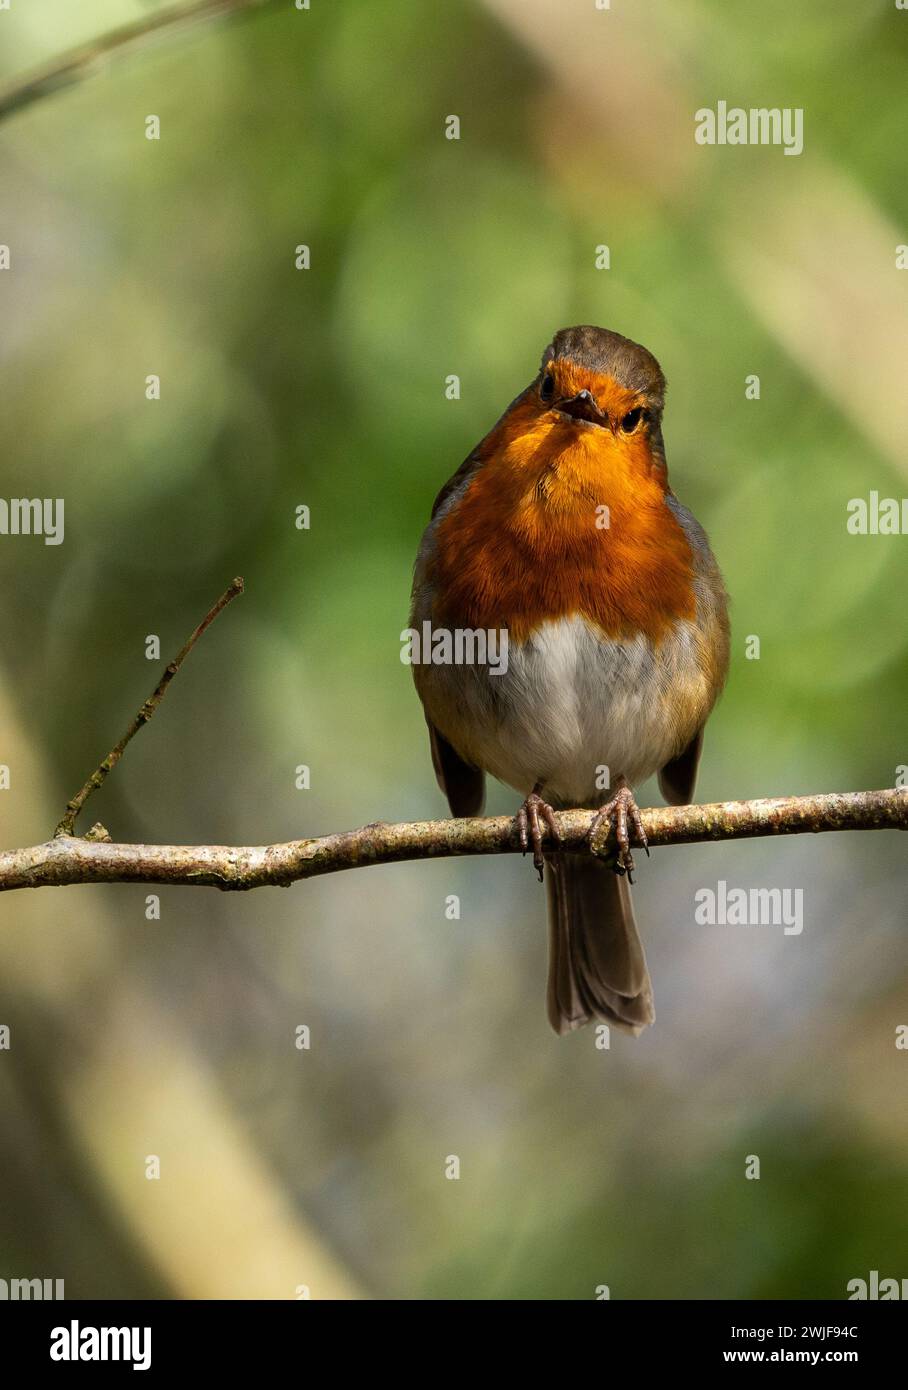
54, 577, 244, 838
1, 789, 900, 895
0, 0, 277, 126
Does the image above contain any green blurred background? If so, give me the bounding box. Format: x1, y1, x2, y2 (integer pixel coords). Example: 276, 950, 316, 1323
0, 0, 906, 1299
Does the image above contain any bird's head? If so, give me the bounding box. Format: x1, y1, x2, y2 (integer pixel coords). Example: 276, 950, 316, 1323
491, 326, 669, 501
534, 325, 666, 453
459, 326, 674, 534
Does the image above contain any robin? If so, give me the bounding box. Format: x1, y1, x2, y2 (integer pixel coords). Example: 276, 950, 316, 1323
410, 326, 729, 1034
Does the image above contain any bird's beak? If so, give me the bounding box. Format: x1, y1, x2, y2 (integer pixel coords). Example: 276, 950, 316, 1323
554, 389, 607, 426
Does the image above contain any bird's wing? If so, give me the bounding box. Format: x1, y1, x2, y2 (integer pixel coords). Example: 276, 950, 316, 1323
427, 718, 486, 818
419, 442, 494, 817
430, 448, 484, 520
658, 726, 704, 806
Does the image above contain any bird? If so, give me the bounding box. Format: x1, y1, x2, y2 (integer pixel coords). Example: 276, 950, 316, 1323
410, 326, 729, 1035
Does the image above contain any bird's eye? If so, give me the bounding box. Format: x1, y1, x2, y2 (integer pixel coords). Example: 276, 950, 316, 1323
620, 407, 645, 433
540, 372, 555, 402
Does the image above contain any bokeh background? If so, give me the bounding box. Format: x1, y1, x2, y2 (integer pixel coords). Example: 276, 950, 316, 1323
0, 0, 906, 1300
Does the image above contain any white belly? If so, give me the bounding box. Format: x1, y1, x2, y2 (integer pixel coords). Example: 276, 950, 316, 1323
419, 614, 713, 807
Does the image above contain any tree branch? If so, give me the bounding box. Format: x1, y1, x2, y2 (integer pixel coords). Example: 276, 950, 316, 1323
0, 0, 277, 126
54, 577, 244, 838
2, 789, 904, 894
8, 580, 907, 894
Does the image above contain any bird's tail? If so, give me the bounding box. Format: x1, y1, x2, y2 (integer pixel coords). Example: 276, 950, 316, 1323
545, 852, 654, 1035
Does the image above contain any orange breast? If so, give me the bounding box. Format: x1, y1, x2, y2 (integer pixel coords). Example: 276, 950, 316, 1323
431, 403, 696, 644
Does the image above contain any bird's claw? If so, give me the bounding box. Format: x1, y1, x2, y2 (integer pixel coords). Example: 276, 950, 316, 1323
515, 790, 560, 882
589, 785, 649, 883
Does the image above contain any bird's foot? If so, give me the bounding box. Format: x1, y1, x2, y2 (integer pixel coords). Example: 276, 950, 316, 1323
515, 788, 560, 882
589, 784, 649, 883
